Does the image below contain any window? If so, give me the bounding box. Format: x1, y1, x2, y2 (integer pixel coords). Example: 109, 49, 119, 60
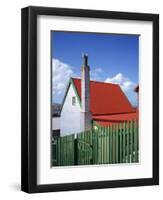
72, 96, 76, 106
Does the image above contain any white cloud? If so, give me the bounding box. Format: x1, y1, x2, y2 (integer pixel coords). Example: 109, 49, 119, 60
105, 73, 136, 93
94, 67, 103, 73
52, 59, 75, 102
90, 67, 103, 81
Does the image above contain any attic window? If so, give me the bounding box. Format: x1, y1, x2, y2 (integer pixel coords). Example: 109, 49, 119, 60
72, 96, 76, 106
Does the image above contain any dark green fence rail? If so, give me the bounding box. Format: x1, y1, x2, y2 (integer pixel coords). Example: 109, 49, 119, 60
52, 120, 139, 166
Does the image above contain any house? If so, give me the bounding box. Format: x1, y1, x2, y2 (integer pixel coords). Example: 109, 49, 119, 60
58, 54, 138, 136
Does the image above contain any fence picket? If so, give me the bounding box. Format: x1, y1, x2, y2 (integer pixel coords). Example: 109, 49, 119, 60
122, 123, 126, 163
106, 126, 109, 164
115, 124, 119, 163
87, 131, 89, 164
113, 124, 116, 163
130, 121, 133, 162
109, 125, 112, 164
98, 127, 101, 164
119, 123, 123, 163
126, 121, 130, 163
85, 131, 87, 165
93, 128, 97, 164
57, 137, 60, 166
104, 127, 107, 163
101, 127, 104, 164
134, 120, 139, 162
137, 120, 139, 162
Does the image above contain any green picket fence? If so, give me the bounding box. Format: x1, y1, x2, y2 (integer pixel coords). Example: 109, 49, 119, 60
52, 120, 139, 166
77, 130, 93, 165
52, 134, 75, 166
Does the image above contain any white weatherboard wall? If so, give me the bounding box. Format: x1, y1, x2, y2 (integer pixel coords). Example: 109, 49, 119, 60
52, 117, 60, 130
60, 83, 81, 136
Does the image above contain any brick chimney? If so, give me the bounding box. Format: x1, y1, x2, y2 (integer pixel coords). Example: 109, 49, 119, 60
80, 54, 92, 131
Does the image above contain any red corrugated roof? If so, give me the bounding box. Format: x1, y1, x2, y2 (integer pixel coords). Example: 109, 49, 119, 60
93, 111, 138, 123
72, 78, 135, 115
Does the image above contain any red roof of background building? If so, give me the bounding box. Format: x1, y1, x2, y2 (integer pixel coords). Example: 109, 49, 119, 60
93, 111, 138, 126
72, 78, 135, 115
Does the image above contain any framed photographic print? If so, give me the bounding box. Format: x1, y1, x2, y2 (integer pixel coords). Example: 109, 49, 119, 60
21, 6, 159, 193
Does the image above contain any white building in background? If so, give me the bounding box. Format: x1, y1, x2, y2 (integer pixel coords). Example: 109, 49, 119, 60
51, 104, 61, 137
52, 117, 60, 131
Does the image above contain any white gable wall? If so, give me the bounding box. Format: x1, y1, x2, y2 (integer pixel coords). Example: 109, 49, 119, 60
60, 83, 81, 136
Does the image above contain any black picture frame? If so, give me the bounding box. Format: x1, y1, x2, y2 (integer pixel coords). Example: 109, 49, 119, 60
21, 6, 159, 193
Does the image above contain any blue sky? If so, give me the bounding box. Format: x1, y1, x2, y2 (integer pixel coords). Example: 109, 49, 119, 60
51, 31, 139, 106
